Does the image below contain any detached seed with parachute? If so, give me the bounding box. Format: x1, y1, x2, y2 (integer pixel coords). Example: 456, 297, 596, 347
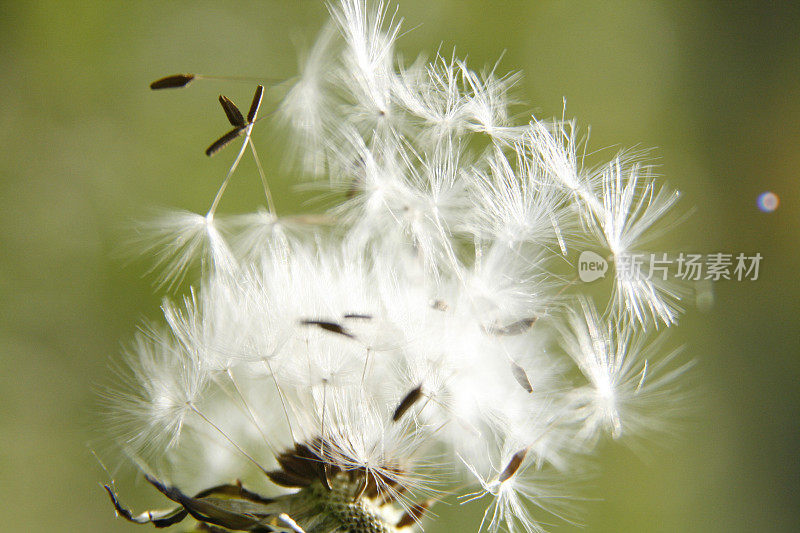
205, 85, 265, 157
150, 74, 195, 90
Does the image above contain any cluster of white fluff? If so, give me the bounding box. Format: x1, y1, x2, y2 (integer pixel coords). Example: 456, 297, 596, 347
109, 1, 692, 532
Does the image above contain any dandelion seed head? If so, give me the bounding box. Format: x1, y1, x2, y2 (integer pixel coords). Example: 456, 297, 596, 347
106, 2, 694, 532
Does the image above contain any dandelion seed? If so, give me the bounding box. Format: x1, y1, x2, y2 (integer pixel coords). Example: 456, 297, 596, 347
299, 319, 356, 339
392, 385, 424, 422
510, 362, 533, 394
218, 94, 246, 127
247, 85, 264, 123
498, 447, 529, 483
150, 73, 195, 90
205, 127, 245, 157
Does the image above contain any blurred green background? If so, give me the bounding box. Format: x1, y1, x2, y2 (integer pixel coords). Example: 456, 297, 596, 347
1, 1, 798, 531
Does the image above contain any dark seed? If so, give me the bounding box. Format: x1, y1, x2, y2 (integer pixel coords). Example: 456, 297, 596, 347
205, 127, 244, 157
299, 319, 355, 339
247, 85, 264, 123
218, 95, 246, 127
392, 385, 423, 422
150, 74, 195, 90
498, 447, 528, 483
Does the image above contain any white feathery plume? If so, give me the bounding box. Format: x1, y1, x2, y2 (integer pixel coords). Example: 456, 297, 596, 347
133, 210, 236, 289
393, 53, 470, 143
277, 23, 340, 176
561, 298, 690, 442
329, 0, 401, 127
590, 157, 683, 326
107, 328, 208, 456
522, 119, 595, 209
466, 145, 568, 250
460, 59, 524, 142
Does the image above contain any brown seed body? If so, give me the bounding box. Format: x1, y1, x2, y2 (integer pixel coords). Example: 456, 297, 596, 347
150, 73, 195, 90
392, 385, 424, 422
498, 447, 529, 483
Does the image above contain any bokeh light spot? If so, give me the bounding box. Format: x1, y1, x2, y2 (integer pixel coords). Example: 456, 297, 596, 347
757, 191, 779, 212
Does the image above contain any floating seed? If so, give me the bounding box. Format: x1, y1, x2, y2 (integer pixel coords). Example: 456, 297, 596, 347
218, 94, 246, 128
150, 74, 195, 90
205, 127, 244, 157
247, 85, 264, 123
